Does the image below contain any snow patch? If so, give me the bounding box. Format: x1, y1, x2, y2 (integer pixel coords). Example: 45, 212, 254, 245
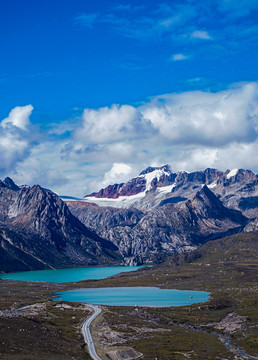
226, 169, 239, 179
178, 170, 190, 174
141, 169, 170, 191
84, 191, 146, 208
207, 181, 217, 189
157, 184, 176, 194
63, 181, 177, 209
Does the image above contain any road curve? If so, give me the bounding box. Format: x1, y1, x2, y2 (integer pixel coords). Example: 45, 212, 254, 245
82, 304, 102, 360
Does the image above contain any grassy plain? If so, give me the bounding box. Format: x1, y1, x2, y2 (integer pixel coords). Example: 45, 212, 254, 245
0, 232, 257, 359
77, 232, 258, 360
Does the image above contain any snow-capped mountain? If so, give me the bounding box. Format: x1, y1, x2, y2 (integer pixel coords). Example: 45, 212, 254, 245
86, 165, 175, 198
82, 165, 258, 211
68, 185, 249, 265
1, 168, 256, 270
65, 165, 257, 264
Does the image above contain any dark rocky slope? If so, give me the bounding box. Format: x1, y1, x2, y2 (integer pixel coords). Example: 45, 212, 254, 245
0, 180, 120, 273
68, 186, 248, 265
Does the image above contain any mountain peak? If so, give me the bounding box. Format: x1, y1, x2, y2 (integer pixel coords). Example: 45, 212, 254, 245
200, 184, 217, 198
192, 185, 248, 224
82, 166, 258, 211
194, 184, 222, 209
139, 164, 172, 176
0, 181, 121, 272
3, 177, 20, 191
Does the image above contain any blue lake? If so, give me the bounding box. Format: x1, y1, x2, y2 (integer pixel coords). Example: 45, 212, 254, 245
53, 287, 210, 307
0, 266, 143, 283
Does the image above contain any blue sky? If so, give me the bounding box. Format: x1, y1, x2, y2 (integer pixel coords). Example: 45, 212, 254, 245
0, 0, 258, 196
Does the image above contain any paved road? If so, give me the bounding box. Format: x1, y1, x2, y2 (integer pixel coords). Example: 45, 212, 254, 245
81, 304, 102, 360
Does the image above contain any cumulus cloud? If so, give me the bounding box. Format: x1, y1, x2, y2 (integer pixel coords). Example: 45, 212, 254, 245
0, 105, 36, 173
1, 105, 33, 130
74, 104, 154, 144
4, 83, 258, 197
101, 163, 133, 187
170, 141, 258, 174
141, 82, 258, 146
55, 81, 258, 195
14, 142, 73, 186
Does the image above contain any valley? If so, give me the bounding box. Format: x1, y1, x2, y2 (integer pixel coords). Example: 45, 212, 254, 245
0, 232, 257, 359
2, 0, 258, 358
0, 167, 257, 359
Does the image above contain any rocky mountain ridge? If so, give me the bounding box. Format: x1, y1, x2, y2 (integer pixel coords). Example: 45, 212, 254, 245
68, 185, 249, 265
0, 179, 121, 273
1, 164, 257, 271
67, 165, 257, 265
83, 166, 258, 212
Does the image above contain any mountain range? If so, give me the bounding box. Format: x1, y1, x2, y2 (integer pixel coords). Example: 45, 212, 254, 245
0, 165, 257, 272
68, 185, 249, 265
83, 166, 258, 215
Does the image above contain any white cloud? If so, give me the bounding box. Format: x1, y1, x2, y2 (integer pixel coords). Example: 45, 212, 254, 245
107, 143, 135, 161
86, 163, 136, 194
170, 53, 189, 61
0, 135, 29, 169
0, 105, 36, 172
190, 30, 212, 40
3, 83, 258, 197
7, 141, 89, 194
74, 104, 153, 144
75, 104, 137, 143
59, 82, 258, 195
1, 105, 33, 130
101, 163, 133, 187
170, 141, 258, 174
141, 82, 258, 146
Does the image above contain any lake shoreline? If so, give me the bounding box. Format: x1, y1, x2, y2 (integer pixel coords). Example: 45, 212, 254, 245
0, 265, 146, 283
53, 286, 210, 307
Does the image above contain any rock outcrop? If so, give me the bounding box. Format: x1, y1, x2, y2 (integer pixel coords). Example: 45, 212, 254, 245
0, 182, 121, 273
68, 186, 248, 265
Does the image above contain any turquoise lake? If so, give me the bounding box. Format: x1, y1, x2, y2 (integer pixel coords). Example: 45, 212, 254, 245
53, 287, 210, 307
0, 266, 143, 283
